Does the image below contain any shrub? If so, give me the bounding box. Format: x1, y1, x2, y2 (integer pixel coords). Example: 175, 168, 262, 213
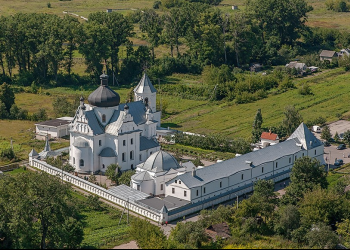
298, 83, 313, 95
153, 0, 161, 9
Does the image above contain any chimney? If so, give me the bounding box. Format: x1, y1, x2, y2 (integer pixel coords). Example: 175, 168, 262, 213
192, 167, 196, 177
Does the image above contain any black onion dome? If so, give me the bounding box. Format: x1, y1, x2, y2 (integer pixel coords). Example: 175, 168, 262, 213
88, 72, 120, 107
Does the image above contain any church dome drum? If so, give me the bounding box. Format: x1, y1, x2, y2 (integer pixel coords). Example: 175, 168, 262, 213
141, 150, 180, 173
88, 72, 120, 107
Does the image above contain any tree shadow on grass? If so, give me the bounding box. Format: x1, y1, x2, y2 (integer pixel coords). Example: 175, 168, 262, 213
161, 123, 182, 128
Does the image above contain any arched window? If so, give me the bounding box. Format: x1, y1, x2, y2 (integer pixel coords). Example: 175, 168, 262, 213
102, 114, 106, 123
73, 157, 75, 164
80, 159, 84, 167
144, 97, 149, 105
102, 164, 105, 169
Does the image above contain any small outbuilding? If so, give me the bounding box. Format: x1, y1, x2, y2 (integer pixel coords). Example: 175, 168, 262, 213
261, 131, 279, 145
35, 117, 73, 140
319, 50, 338, 62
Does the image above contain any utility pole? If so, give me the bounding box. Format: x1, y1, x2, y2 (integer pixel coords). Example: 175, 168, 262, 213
127, 198, 129, 224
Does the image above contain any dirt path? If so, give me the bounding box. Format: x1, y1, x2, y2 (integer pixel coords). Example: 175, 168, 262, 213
113, 241, 139, 249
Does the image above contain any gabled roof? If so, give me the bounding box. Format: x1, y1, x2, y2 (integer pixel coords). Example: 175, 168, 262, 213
134, 73, 157, 94
83, 110, 104, 135
160, 205, 168, 213
286, 62, 306, 69
99, 147, 117, 157
261, 131, 278, 141
287, 122, 322, 150
172, 138, 305, 189
140, 136, 159, 151
320, 50, 337, 58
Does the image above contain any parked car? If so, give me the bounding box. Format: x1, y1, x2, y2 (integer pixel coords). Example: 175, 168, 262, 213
334, 159, 344, 166
324, 141, 331, 147
313, 125, 321, 133
337, 144, 346, 150
329, 138, 335, 143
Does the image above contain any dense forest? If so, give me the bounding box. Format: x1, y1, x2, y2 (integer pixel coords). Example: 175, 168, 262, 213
0, 0, 350, 90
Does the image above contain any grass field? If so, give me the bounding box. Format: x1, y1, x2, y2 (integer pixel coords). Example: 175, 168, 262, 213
0, 119, 69, 165
161, 68, 350, 138
0, 0, 348, 31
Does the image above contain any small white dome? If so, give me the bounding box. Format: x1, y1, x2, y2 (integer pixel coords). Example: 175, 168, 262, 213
73, 137, 89, 148
140, 150, 180, 173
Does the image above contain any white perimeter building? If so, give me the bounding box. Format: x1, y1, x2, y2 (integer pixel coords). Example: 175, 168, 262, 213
131, 123, 324, 206
69, 72, 161, 173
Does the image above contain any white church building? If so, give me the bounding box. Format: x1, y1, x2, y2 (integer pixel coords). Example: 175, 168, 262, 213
69, 72, 161, 173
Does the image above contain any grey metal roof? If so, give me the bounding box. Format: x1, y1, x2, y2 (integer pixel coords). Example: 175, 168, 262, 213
88, 76, 120, 107
73, 137, 90, 148
131, 171, 153, 182
99, 147, 117, 157
119, 101, 147, 125
134, 73, 157, 94
287, 123, 322, 150
39, 150, 57, 160
174, 138, 304, 189
35, 118, 71, 127
137, 196, 190, 211
320, 50, 337, 58
29, 148, 39, 157
139, 150, 179, 173
105, 110, 125, 135
140, 136, 159, 151
108, 184, 150, 203
84, 110, 104, 135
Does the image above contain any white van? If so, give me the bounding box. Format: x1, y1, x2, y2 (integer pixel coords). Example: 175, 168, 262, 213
312, 125, 321, 133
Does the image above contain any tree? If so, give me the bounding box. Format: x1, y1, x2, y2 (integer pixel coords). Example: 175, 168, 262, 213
306, 222, 339, 249
52, 95, 79, 117
62, 15, 81, 76
0, 101, 9, 119
169, 221, 208, 248
163, 8, 186, 57
0, 82, 14, 113
192, 157, 204, 167
0, 172, 83, 249
140, 9, 163, 61
88, 174, 96, 183
321, 125, 332, 142
85, 195, 103, 211
299, 187, 350, 228
335, 131, 340, 142
282, 156, 327, 205
342, 130, 350, 147
62, 163, 75, 173
118, 170, 136, 186
130, 219, 167, 249
337, 219, 350, 247
246, 0, 313, 46
252, 108, 263, 143
282, 105, 303, 136
273, 205, 300, 239
88, 12, 133, 76
105, 164, 121, 185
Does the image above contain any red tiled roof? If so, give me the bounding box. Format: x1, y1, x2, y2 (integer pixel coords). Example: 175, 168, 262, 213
261, 132, 278, 141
